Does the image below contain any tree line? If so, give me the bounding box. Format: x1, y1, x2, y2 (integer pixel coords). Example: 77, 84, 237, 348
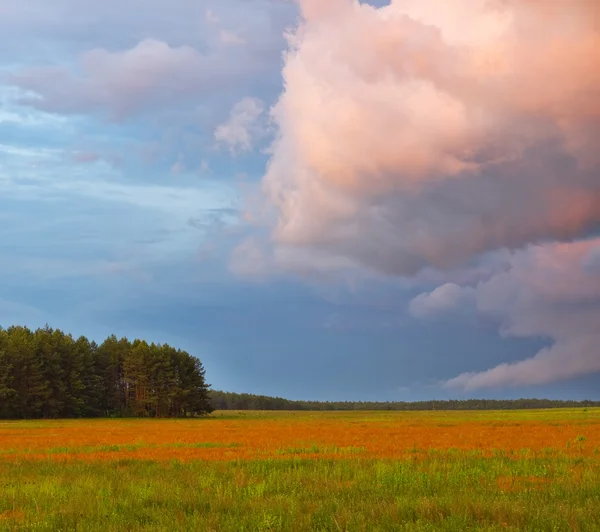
2, 325, 597, 419
208, 390, 600, 411
0, 326, 212, 419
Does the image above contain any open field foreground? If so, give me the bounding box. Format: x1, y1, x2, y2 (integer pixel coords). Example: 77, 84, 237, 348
1, 410, 599, 531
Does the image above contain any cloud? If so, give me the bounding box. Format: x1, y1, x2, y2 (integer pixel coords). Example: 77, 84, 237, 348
1, 0, 296, 176
409, 283, 476, 318
0, 0, 295, 57
436, 239, 600, 391
446, 338, 599, 392
229, 237, 271, 279
229, 236, 364, 281
247, 0, 600, 277
220, 30, 246, 46
582, 245, 600, 274
215, 97, 267, 154
7, 39, 257, 120
205, 8, 220, 25
170, 160, 186, 175
0, 160, 237, 218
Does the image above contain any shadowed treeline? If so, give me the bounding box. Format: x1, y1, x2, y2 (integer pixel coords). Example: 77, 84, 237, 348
208, 390, 600, 412
2, 325, 598, 420
0, 325, 212, 419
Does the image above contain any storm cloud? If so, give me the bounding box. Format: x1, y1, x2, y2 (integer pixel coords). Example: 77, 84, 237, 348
233, 0, 600, 390
248, 0, 600, 276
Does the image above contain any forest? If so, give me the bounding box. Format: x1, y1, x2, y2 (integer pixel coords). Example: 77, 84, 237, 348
208, 390, 600, 411
0, 326, 212, 419
1, 325, 598, 420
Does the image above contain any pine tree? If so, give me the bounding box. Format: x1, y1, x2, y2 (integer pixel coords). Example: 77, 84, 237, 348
124, 340, 151, 416
77, 337, 102, 417
0, 326, 214, 419
0, 329, 16, 418
6, 326, 49, 419
35, 326, 68, 418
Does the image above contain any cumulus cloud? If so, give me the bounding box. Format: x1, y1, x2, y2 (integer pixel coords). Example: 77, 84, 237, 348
215, 97, 267, 154
248, 0, 600, 277
426, 239, 600, 391
241, 0, 600, 391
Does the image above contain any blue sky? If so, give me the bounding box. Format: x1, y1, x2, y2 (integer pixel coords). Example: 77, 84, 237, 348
1, 0, 599, 401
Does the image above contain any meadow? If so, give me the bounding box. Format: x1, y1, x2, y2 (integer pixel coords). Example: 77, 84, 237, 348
0, 409, 599, 531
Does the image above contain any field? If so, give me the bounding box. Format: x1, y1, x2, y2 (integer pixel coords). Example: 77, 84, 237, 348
0, 409, 599, 531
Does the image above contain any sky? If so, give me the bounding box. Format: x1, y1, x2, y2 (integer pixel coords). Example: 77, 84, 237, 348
1, 0, 599, 401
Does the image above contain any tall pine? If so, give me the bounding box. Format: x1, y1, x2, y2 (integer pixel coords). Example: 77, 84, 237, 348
0, 326, 212, 419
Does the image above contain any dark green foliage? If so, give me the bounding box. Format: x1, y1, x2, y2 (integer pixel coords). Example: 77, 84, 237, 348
0, 325, 212, 419
208, 390, 600, 411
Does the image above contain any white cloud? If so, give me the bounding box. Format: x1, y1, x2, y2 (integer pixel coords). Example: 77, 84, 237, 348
214, 97, 267, 154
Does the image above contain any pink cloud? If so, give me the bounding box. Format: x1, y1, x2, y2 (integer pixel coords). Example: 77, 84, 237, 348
8, 38, 265, 120
446, 337, 599, 391
255, 0, 600, 389
244, 0, 600, 277
419, 239, 600, 390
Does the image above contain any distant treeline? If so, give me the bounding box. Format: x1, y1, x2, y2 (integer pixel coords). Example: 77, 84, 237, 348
0, 326, 212, 419
208, 390, 600, 411
2, 325, 598, 419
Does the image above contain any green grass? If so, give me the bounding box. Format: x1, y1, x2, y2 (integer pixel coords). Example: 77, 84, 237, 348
1, 409, 599, 530
0, 442, 241, 458
1, 453, 599, 531
1, 406, 599, 427
209, 407, 600, 421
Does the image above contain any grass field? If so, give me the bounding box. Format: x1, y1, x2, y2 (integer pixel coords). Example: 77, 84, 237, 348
0, 409, 599, 531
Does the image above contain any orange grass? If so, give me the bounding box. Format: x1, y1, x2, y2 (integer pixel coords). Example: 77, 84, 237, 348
1, 410, 599, 463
